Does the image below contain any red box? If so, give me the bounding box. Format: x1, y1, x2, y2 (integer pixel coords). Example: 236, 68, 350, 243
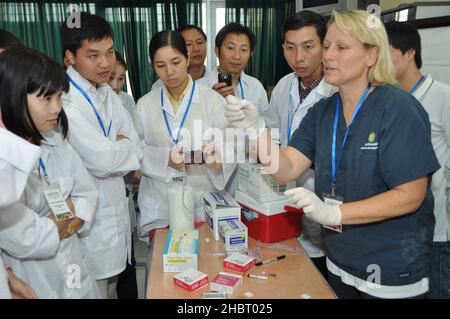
173, 269, 209, 292
235, 190, 302, 243
223, 253, 256, 273
210, 272, 242, 294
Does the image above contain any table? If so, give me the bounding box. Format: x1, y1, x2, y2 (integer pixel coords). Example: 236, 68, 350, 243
147, 224, 336, 299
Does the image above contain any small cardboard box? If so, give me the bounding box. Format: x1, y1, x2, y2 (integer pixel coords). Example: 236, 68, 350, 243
238, 163, 295, 202
223, 252, 256, 273
173, 268, 209, 292
210, 272, 243, 294
219, 219, 248, 252
204, 191, 241, 241
235, 190, 302, 243
163, 229, 199, 272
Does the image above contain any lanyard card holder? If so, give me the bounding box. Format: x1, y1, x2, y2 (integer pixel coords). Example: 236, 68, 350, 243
322, 193, 343, 233
43, 183, 74, 221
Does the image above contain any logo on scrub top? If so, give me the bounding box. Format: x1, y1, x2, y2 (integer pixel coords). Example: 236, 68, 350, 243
361, 132, 378, 151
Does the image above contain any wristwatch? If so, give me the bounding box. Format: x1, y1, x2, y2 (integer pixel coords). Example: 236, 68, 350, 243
67, 222, 75, 236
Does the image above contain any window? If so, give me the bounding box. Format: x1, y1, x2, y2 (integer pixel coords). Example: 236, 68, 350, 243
206, 0, 225, 69
397, 9, 409, 22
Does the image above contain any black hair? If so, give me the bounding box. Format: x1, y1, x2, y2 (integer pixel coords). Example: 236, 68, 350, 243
115, 50, 127, 71
149, 30, 188, 64
177, 24, 207, 41
0, 29, 24, 51
282, 10, 327, 44
215, 23, 255, 53
385, 21, 422, 69
60, 11, 114, 57
0, 48, 69, 145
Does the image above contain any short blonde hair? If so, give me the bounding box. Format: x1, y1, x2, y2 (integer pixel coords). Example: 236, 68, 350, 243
328, 10, 397, 86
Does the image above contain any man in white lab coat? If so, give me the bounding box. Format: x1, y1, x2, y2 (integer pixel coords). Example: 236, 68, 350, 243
265, 11, 337, 278
60, 12, 142, 298
198, 23, 269, 196
198, 23, 269, 119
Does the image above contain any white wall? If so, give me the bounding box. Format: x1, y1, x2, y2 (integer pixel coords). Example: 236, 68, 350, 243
380, 0, 450, 11
295, 0, 358, 13
419, 26, 450, 85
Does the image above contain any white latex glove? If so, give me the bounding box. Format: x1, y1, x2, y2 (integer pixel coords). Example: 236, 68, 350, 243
224, 95, 265, 132
284, 187, 342, 226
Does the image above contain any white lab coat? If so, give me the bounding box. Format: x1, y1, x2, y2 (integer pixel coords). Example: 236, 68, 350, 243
266, 73, 337, 258
62, 66, 142, 279
1, 131, 101, 298
0, 257, 9, 299
0, 128, 40, 209
117, 91, 138, 232
118, 91, 135, 115
197, 68, 269, 118
133, 77, 234, 242
412, 75, 450, 242
1, 174, 60, 260
198, 68, 270, 196
0, 128, 59, 298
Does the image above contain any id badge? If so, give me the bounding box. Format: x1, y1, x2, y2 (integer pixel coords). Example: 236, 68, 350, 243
43, 184, 74, 221
172, 175, 186, 183
323, 193, 343, 233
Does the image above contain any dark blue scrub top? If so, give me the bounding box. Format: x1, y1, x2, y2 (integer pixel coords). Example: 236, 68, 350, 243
289, 84, 440, 286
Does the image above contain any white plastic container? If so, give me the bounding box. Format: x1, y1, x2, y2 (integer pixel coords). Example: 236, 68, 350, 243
238, 163, 295, 202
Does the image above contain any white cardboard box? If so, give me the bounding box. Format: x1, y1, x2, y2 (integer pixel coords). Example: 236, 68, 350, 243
223, 253, 256, 273
173, 268, 209, 292
163, 229, 199, 272
203, 191, 241, 241
238, 163, 295, 202
219, 219, 248, 252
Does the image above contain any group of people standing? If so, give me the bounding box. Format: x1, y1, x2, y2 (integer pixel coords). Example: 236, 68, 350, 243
0, 7, 448, 300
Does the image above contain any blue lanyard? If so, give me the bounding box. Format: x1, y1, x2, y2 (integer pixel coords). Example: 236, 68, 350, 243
409, 75, 425, 94
331, 84, 371, 194
238, 80, 245, 100
68, 77, 112, 137
39, 158, 50, 185
161, 81, 196, 145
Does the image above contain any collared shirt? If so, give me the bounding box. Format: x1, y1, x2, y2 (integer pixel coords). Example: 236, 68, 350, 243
299, 74, 324, 103
165, 79, 192, 114
266, 72, 337, 147
412, 74, 450, 242
133, 75, 234, 241
62, 66, 142, 279
197, 68, 269, 119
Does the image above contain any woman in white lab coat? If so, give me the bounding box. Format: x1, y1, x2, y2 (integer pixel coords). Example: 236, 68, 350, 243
0, 48, 100, 298
134, 30, 233, 242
